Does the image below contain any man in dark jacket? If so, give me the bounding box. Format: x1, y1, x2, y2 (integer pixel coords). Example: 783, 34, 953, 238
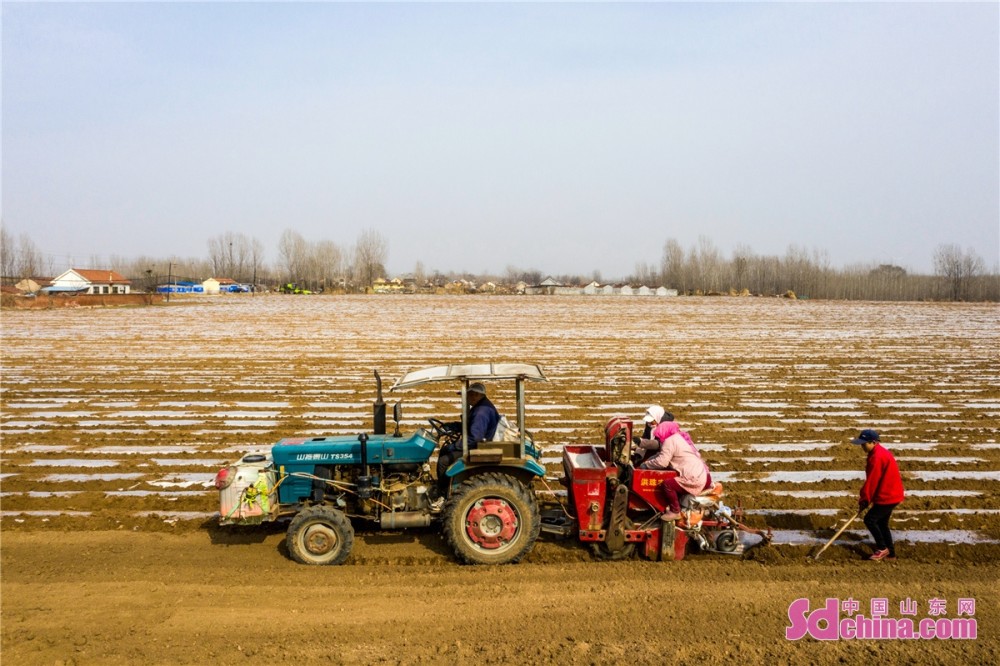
852, 429, 905, 561
463, 382, 500, 446
434, 382, 499, 502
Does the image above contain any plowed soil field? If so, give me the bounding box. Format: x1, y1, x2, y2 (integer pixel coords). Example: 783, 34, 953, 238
2, 295, 998, 664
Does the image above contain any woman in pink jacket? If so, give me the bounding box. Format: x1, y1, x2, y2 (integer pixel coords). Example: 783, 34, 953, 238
635, 405, 712, 520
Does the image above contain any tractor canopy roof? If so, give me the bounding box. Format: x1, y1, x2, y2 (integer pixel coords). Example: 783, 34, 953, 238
391, 363, 546, 391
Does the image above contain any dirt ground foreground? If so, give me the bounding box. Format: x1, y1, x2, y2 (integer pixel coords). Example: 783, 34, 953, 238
2, 530, 997, 665
2, 295, 998, 663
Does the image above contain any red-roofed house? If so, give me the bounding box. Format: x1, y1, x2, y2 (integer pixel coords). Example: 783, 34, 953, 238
49, 269, 132, 295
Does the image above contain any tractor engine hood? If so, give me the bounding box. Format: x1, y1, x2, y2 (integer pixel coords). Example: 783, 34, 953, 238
272, 431, 438, 469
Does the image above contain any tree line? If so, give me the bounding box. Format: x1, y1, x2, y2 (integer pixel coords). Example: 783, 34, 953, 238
623, 236, 997, 302
0, 227, 390, 295
199, 228, 389, 293
1, 226, 996, 301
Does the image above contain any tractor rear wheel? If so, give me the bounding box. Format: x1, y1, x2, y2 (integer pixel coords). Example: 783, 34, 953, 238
286, 505, 354, 565
442, 472, 540, 565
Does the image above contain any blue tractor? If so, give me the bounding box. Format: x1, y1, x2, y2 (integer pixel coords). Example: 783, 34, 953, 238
214, 363, 547, 565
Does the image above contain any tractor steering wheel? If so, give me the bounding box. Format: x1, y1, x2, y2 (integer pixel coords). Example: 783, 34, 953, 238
427, 418, 448, 438
428, 418, 462, 449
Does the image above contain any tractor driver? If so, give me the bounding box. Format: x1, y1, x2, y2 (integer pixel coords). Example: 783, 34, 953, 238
434, 382, 500, 500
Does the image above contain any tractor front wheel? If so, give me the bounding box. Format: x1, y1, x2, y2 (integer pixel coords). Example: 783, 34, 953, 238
442, 473, 540, 565
286, 506, 354, 565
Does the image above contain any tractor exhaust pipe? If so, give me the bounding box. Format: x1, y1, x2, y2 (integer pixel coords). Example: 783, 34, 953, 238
373, 370, 386, 435
358, 433, 369, 472
356, 433, 374, 499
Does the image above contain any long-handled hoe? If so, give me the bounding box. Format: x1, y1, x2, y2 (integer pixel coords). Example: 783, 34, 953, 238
811, 509, 861, 560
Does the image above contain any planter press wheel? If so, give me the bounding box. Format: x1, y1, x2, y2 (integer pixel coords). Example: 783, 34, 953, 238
714, 530, 739, 553
590, 518, 636, 561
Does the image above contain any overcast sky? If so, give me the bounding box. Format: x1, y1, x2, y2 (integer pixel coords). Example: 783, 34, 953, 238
3, 1, 998, 278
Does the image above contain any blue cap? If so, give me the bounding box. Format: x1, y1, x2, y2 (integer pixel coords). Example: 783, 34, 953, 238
851, 429, 880, 445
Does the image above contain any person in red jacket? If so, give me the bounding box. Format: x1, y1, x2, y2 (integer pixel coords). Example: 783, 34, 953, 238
852, 429, 905, 561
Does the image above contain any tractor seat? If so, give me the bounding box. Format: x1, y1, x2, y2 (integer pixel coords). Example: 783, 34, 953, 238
698, 482, 724, 500
684, 483, 724, 509
468, 448, 505, 464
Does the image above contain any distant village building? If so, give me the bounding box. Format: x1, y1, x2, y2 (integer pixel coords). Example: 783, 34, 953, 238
202, 277, 240, 294
46, 269, 131, 295
520, 277, 676, 297
526, 276, 565, 295
400, 275, 418, 293
553, 284, 584, 296
157, 281, 203, 294
444, 280, 469, 294
372, 277, 406, 294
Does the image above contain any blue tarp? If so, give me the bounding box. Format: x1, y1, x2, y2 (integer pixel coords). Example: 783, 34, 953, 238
41, 286, 88, 293
157, 285, 205, 293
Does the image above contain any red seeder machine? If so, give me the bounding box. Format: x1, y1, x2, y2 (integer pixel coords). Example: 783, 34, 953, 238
543, 416, 772, 560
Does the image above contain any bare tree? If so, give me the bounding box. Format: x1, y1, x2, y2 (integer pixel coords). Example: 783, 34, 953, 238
0, 227, 14, 281
207, 232, 259, 281
752, 254, 781, 296
730, 244, 754, 292
504, 265, 543, 286
207, 235, 226, 277
696, 235, 723, 293
811, 247, 833, 297
354, 228, 389, 288
660, 239, 686, 291
278, 229, 309, 285
934, 244, 985, 301
631, 261, 656, 286
3, 233, 48, 279
248, 236, 266, 288
869, 264, 908, 301
312, 240, 344, 292
783, 244, 812, 296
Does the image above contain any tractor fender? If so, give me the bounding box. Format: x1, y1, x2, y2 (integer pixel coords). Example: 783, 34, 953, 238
447, 458, 544, 488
